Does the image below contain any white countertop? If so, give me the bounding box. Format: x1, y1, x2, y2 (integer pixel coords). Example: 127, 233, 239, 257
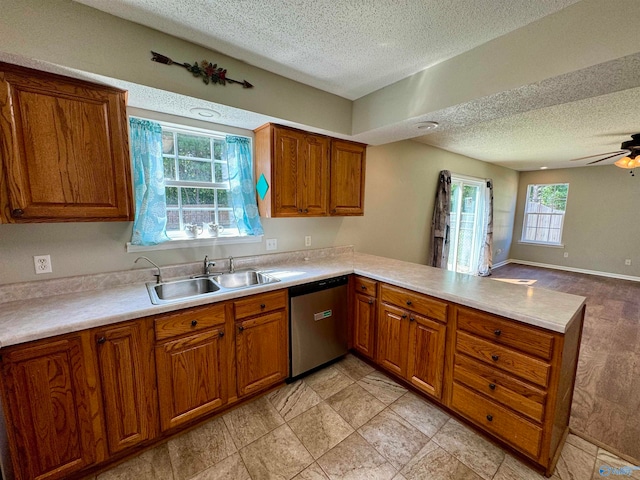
0, 251, 585, 348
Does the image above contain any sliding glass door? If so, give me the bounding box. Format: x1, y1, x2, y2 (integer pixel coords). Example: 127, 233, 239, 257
447, 176, 485, 274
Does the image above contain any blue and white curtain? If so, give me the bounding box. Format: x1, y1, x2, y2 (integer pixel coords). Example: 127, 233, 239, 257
129, 118, 171, 246
226, 135, 264, 236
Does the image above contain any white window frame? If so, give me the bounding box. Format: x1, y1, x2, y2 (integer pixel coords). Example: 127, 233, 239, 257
520, 183, 569, 247
126, 116, 262, 253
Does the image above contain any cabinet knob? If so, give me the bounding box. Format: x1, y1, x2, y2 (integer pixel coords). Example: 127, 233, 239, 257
238, 325, 244, 332
486, 414, 493, 422
406, 300, 412, 306
11, 209, 24, 217
191, 320, 198, 327
489, 383, 496, 390
304, 208, 308, 213
219, 331, 225, 338
494, 329, 501, 336
360, 285, 367, 290
368, 299, 374, 305
331, 209, 337, 213
260, 303, 266, 309
409, 316, 415, 322
401, 314, 408, 319
491, 354, 500, 361
97, 337, 106, 345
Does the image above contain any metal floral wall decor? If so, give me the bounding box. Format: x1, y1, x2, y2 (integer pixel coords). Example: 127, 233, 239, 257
151, 51, 253, 88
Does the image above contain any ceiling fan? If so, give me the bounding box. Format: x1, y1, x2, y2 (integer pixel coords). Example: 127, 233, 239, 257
570, 133, 640, 166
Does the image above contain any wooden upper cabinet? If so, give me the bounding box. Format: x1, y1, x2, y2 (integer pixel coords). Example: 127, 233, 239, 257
94, 320, 157, 455
0, 336, 98, 480
0, 63, 133, 222
254, 123, 364, 217
330, 139, 366, 216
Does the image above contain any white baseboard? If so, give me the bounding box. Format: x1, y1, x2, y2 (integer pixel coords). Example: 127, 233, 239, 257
497, 259, 640, 283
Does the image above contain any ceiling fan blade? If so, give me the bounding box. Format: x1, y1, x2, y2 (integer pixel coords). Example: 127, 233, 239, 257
586, 151, 629, 165
570, 150, 626, 161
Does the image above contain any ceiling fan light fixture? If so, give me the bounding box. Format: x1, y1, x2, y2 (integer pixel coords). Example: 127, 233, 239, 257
614, 151, 639, 169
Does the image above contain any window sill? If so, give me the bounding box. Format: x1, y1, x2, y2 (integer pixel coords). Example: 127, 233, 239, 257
126, 235, 263, 253
517, 240, 565, 248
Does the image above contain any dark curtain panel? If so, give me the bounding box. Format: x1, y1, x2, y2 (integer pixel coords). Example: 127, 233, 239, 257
428, 170, 451, 268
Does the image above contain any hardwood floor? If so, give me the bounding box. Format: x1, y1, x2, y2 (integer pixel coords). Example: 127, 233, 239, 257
492, 263, 640, 463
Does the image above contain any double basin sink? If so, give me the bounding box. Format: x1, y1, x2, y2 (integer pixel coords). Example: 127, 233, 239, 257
146, 270, 280, 305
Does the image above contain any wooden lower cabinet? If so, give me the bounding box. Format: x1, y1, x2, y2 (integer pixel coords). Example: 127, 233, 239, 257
376, 303, 409, 377
353, 291, 376, 358
94, 320, 157, 454
0, 334, 99, 480
406, 314, 447, 399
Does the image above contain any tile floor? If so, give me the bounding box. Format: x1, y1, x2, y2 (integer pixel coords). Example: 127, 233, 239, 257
92, 355, 639, 480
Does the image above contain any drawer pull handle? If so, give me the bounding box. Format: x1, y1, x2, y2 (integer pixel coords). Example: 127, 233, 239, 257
491, 354, 499, 361
260, 303, 266, 309
489, 383, 496, 390
298, 209, 303, 213
97, 337, 106, 345
361, 285, 367, 290
368, 299, 374, 305
401, 314, 408, 319
238, 326, 244, 332
11, 209, 24, 217
486, 414, 493, 422
191, 320, 198, 327
409, 316, 415, 322
494, 329, 501, 336
219, 331, 224, 338
406, 300, 413, 306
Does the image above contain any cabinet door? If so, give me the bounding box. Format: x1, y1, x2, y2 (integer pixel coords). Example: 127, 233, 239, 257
156, 328, 227, 431
94, 322, 157, 454
406, 314, 447, 399
0, 64, 132, 222
376, 303, 409, 377
353, 292, 376, 358
330, 140, 366, 216
0, 337, 96, 480
273, 126, 303, 216
300, 133, 329, 215
236, 310, 288, 396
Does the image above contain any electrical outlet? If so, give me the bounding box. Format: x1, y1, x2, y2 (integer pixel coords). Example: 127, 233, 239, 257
305, 235, 312, 247
563, 252, 569, 258
266, 238, 277, 251
625, 259, 632, 266
34, 255, 52, 274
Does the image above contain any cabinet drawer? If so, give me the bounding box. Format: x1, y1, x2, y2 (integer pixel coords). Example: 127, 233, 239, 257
155, 304, 226, 341
451, 382, 543, 459
354, 276, 377, 297
454, 354, 546, 423
456, 331, 550, 388
457, 307, 554, 360
380, 284, 447, 323
234, 290, 287, 320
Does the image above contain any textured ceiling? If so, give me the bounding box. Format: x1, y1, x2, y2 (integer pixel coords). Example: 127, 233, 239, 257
72, 0, 580, 100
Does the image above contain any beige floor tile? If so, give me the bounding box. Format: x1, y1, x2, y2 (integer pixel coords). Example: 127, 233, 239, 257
357, 371, 407, 405
325, 383, 386, 429
293, 462, 330, 480
187, 453, 250, 480
389, 392, 450, 438
565, 433, 598, 456
269, 380, 322, 421
288, 402, 354, 459
432, 419, 504, 480
358, 409, 430, 470
222, 396, 285, 448
392, 474, 408, 480
305, 366, 354, 399
492, 455, 551, 480
239, 424, 314, 480
400, 441, 482, 480
168, 416, 237, 480
554, 442, 596, 480
592, 448, 640, 479
97, 443, 174, 480
334, 355, 375, 381
317, 432, 397, 480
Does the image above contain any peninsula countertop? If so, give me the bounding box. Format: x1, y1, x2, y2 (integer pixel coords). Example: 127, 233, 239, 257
0, 250, 586, 348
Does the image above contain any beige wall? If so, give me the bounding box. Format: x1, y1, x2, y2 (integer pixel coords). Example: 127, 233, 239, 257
510, 165, 640, 277
0, 139, 518, 284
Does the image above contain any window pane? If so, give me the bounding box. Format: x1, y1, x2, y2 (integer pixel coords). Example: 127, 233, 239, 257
218, 209, 235, 227
178, 159, 213, 182
177, 133, 211, 158
165, 187, 179, 206
182, 210, 215, 226
181, 187, 216, 206
522, 183, 568, 244
217, 189, 231, 208
214, 162, 229, 183
162, 131, 174, 154
163, 157, 176, 180
166, 209, 180, 230
213, 140, 225, 160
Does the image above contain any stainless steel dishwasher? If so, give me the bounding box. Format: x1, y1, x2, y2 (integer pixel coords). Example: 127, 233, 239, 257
289, 275, 349, 380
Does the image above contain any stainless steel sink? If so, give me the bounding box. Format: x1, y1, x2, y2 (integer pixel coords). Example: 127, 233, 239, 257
147, 277, 220, 304
211, 270, 279, 289
145, 270, 279, 304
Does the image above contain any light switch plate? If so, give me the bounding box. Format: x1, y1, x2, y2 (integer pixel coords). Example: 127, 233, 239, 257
266, 238, 277, 251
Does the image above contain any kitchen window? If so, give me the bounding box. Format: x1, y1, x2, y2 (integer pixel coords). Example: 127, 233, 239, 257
520, 183, 569, 246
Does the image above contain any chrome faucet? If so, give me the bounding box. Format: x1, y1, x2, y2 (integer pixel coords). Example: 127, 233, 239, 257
229, 256, 235, 274
135, 256, 163, 284
203, 255, 216, 275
